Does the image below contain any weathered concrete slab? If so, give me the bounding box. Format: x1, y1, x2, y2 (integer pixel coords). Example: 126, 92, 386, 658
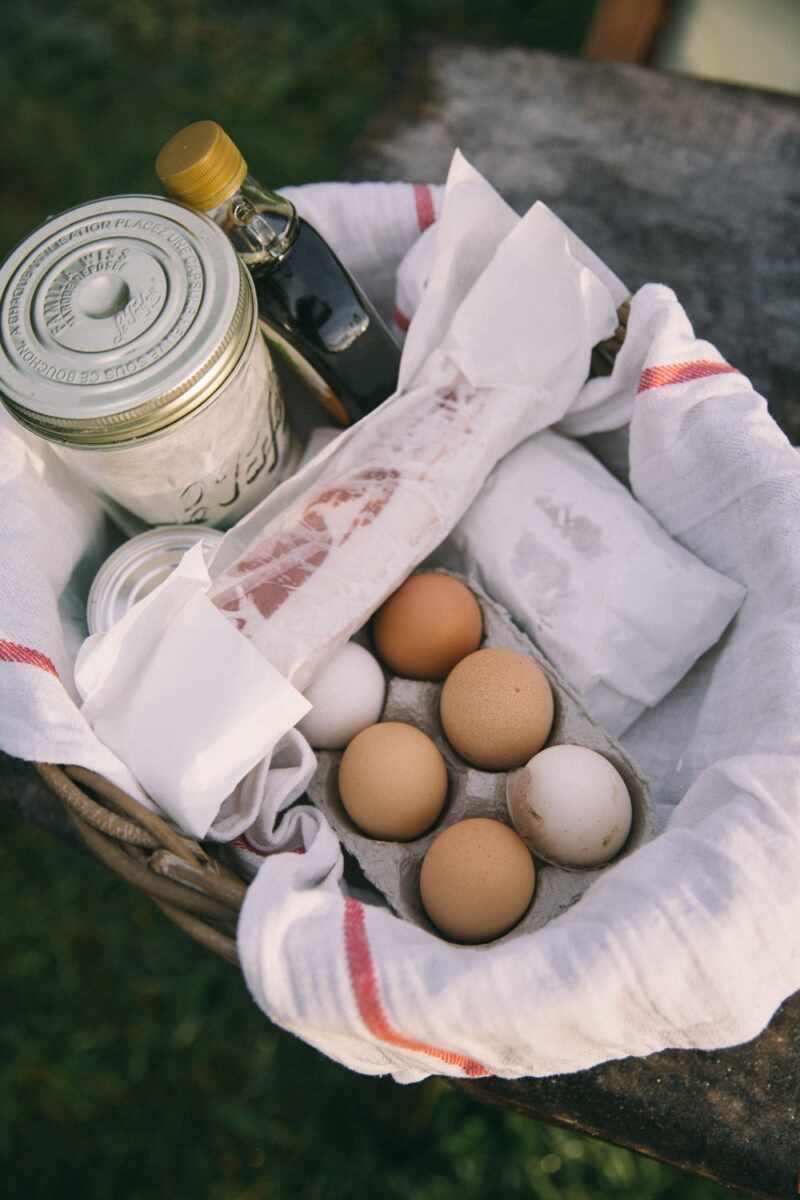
354, 45, 800, 441
459, 992, 800, 1199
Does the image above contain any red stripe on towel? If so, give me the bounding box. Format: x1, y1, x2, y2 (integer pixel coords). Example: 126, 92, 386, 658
0, 639, 58, 678
231, 834, 305, 857
638, 360, 739, 393
413, 183, 436, 232
394, 306, 410, 332
232, 833, 270, 857
343, 897, 489, 1076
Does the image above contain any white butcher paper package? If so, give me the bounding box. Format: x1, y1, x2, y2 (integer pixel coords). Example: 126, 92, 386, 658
432, 427, 745, 737
4, 149, 800, 1084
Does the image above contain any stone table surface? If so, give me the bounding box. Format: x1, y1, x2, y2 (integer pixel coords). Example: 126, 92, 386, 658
6, 43, 800, 1200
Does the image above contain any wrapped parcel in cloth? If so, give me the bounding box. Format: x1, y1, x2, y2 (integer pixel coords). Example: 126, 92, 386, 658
432, 429, 746, 737
208, 154, 625, 687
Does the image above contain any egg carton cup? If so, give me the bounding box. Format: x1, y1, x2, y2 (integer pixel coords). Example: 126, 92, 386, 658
310, 572, 654, 945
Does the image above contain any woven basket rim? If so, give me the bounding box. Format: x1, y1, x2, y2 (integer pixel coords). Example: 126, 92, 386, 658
37, 762, 245, 966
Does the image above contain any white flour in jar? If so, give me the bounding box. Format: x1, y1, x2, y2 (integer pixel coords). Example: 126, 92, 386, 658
59, 330, 298, 529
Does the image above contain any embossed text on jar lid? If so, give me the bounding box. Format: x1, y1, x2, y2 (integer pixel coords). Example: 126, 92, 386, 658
0, 195, 255, 446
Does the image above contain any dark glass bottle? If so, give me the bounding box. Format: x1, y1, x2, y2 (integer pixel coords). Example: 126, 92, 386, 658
157, 122, 401, 426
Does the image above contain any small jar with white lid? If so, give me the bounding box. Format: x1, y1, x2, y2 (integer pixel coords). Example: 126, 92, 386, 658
0, 195, 298, 528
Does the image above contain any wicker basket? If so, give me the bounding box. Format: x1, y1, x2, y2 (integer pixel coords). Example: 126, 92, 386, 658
37, 763, 246, 964
33, 304, 630, 969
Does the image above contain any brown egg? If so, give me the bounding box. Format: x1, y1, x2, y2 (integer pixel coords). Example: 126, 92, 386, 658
373, 572, 483, 681
339, 721, 448, 840
420, 818, 535, 942
440, 647, 554, 770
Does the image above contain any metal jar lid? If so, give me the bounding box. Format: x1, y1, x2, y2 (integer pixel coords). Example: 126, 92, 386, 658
87, 524, 225, 636
0, 195, 255, 446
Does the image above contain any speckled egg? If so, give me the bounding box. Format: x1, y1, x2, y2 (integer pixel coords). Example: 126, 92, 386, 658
420, 818, 535, 942
440, 647, 554, 770
338, 721, 448, 841
373, 572, 483, 680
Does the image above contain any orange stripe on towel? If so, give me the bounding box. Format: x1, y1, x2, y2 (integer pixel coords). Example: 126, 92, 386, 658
639, 360, 739, 393
412, 183, 436, 232
394, 306, 410, 332
343, 897, 489, 1076
0, 639, 58, 677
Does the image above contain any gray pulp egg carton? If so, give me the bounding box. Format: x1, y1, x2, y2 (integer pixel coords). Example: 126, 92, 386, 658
309, 572, 654, 945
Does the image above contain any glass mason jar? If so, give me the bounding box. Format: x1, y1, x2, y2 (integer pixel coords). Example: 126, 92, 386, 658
0, 195, 298, 529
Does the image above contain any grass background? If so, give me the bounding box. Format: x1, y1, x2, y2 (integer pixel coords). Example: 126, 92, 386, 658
3, 3, 732, 1197
2, 808, 730, 1200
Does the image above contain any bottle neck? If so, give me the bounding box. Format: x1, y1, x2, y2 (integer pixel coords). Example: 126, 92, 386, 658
205, 175, 299, 267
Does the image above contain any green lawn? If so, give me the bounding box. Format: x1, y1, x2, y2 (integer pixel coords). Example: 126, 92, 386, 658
2, 2, 734, 1196
2, 809, 730, 1200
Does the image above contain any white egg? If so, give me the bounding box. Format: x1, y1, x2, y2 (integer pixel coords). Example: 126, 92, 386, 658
298, 642, 386, 750
506, 744, 632, 868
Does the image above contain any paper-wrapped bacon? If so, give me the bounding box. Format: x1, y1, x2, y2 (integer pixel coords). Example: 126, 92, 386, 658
208, 157, 624, 690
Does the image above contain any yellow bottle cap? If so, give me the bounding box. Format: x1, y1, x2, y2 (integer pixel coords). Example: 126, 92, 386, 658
155, 120, 247, 211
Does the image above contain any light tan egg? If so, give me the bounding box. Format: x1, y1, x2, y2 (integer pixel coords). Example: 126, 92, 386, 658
440, 647, 554, 770
420, 818, 535, 942
372, 572, 483, 681
338, 721, 448, 840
